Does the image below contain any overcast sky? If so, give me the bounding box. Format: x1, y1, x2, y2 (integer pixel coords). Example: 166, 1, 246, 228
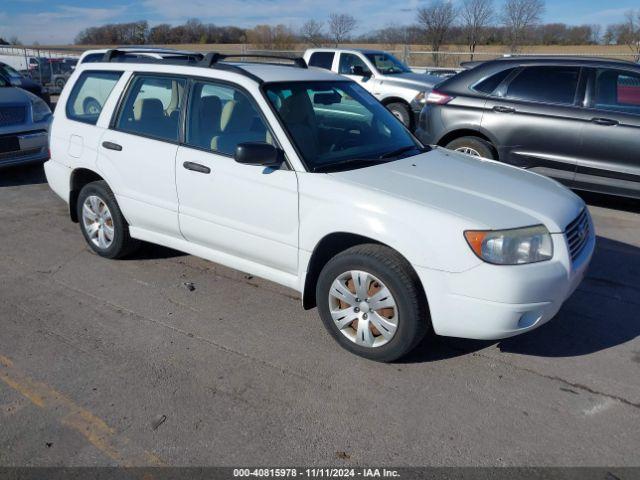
1, 0, 638, 45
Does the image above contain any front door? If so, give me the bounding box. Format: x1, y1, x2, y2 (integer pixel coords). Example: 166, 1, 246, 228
175, 80, 299, 276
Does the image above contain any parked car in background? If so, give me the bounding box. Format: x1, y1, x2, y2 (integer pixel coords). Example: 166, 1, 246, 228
27, 58, 77, 93
45, 48, 594, 362
303, 48, 441, 129
0, 62, 50, 104
423, 68, 460, 78
0, 75, 51, 168
416, 56, 640, 199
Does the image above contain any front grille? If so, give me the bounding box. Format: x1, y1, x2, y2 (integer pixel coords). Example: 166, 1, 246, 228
0, 106, 27, 127
565, 209, 590, 261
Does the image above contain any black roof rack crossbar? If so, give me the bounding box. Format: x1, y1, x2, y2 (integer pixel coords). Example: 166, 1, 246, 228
101, 48, 204, 63
200, 53, 307, 69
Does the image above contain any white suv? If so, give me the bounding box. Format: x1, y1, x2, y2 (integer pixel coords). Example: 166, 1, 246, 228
303, 48, 441, 129
45, 49, 595, 362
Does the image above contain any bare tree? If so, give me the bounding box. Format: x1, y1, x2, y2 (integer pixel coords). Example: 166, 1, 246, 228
589, 24, 602, 45
328, 13, 357, 46
417, 1, 458, 66
460, 0, 493, 60
502, 0, 545, 51
620, 10, 640, 61
301, 19, 324, 46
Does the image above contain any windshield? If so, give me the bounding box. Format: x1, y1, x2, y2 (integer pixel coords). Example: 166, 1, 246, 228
0, 64, 23, 80
265, 81, 424, 172
364, 53, 411, 75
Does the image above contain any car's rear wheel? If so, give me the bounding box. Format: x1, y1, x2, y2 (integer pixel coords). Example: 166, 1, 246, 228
77, 181, 139, 259
316, 244, 429, 362
445, 136, 495, 159
386, 102, 412, 129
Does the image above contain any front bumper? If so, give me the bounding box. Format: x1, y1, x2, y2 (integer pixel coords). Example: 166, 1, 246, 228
416, 226, 595, 340
0, 129, 49, 168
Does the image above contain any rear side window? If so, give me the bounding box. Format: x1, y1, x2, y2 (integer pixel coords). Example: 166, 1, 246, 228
309, 52, 335, 70
505, 66, 580, 105
186, 81, 274, 156
594, 68, 640, 115
66, 71, 122, 124
473, 68, 514, 94
115, 74, 186, 142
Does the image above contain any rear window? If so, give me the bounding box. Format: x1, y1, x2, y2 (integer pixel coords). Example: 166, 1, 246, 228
473, 68, 514, 94
66, 71, 122, 124
115, 74, 186, 142
308, 52, 334, 70
505, 66, 580, 105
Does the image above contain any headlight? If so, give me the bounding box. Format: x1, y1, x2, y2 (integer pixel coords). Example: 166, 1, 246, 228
464, 225, 553, 265
31, 97, 51, 122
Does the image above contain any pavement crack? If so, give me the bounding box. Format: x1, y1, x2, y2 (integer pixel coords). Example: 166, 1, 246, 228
467, 349, 640, 411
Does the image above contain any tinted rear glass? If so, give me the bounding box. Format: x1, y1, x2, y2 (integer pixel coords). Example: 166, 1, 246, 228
505, 66, 580, 105
473, 68, 513, 94
308, 52, 334, 70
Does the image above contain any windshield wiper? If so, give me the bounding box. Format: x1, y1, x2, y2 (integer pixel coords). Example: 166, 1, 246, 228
378, 145, 424, 160
312, 157, 388, 173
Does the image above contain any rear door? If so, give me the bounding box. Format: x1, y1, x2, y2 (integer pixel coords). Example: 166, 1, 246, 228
577, 67, 640, 197
481, 65, 589, 183
98, 73, 186, 238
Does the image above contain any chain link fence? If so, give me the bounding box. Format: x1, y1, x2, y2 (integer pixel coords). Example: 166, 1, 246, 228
2, 44, 638, 94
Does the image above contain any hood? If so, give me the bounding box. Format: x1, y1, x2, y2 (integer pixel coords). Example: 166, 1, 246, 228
329, 148, 584, 233
380, 72, 441, 90
0, 86, 31, 104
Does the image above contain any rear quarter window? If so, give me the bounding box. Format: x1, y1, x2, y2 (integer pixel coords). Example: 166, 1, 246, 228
472, 68, 514, 94
66, 71, 122, 124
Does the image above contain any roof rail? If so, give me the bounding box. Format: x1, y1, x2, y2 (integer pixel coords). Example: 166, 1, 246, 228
199, 53, 307, 69
101, 48, 204, 63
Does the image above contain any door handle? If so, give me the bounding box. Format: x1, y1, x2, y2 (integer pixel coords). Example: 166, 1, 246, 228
493, 105, 516, 113
183, 161, 211, 174
591, 117, 618, 126
102, 141, 122, 151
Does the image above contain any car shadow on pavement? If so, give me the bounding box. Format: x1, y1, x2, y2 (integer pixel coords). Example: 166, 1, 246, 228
125, 243, 187, 260
578, 191, 640, 214
402, 236, 640, 363
0, 164, 47, 187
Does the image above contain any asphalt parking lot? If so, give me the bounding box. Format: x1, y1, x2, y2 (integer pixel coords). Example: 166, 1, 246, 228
0, 164, 639, 467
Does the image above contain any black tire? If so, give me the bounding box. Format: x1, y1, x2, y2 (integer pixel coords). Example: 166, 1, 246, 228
76, 181, 139, 259
386, 102, 412, 128
445, 136, 496, 159
316, 244, 429, 362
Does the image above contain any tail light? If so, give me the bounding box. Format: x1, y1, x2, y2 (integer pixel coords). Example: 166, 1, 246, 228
426, 90, 454, 105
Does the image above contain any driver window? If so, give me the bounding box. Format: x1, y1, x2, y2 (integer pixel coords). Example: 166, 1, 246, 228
338, 54, 370, 76
186, 81, 274, 156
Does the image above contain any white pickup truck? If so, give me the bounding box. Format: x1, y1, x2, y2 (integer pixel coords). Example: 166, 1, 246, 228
303, 48, 441, 130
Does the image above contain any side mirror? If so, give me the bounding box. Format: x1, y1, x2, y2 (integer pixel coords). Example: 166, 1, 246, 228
234, 142, 284, 167
351, 66, 371, 78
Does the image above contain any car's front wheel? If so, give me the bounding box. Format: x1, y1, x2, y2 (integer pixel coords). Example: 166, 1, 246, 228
445, 136, 495, 159
316, 244, 429, 362
77, 181, 139, 259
